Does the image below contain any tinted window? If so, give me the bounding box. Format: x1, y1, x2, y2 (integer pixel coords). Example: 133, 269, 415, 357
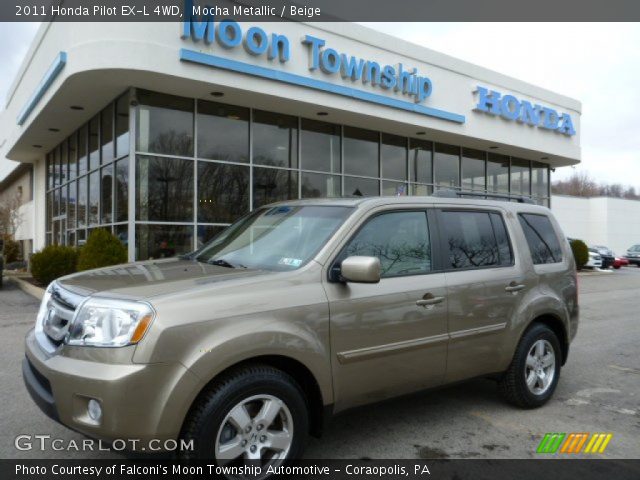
518, 214, 563, 264
344, 127, 378, 177
197, 100, 249, 163
300, 119, 340, 173
490, 213, 513, 266
434, 143, 459, 187
341, 211, 431, 277
252, 110, 297, 168
441, 211, 503, 269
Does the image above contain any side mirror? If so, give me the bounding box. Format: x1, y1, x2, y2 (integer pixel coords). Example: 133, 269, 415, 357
340, 256, 381, 283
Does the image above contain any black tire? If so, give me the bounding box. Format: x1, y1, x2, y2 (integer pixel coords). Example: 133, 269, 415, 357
180, 364, 309, 464
498, 323, 562, 408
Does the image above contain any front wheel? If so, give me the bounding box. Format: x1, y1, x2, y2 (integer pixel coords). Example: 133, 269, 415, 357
498, 323, 561, 408
180, 365, 308, 469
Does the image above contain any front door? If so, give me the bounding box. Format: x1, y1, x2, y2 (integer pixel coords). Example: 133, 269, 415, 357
324, 209, 448, 411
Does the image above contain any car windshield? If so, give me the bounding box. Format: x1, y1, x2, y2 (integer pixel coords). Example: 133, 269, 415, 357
629, 245, 640, 252
194, 205, 353, 271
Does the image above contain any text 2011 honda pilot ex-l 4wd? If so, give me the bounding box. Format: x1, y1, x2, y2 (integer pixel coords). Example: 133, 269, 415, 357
24, 194, 578, 469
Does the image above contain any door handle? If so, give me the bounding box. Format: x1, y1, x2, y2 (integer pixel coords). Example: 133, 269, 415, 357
416, 295, 445, 307
505, 283, 526, 293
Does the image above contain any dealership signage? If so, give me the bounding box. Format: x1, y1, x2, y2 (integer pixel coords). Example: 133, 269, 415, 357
180, 13, 432, 103
474, 86, 576, 136
178, 1, 467, 123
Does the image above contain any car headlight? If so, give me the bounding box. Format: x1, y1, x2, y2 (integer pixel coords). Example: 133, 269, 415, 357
67, 298, 155, 347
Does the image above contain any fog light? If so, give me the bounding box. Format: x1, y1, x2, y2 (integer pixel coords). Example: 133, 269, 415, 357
88, 399, 102, 422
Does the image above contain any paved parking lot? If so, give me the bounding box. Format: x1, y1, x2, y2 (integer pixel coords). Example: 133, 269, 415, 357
1, 270, 638, 459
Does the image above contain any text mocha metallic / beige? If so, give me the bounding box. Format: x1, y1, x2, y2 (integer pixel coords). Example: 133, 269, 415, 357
24, 195, 578, 470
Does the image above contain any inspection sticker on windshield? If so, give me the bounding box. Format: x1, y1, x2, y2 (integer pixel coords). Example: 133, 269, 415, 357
279, 257, 303, 267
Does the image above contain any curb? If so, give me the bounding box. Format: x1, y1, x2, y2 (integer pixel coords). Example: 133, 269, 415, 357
6, 275, 45, 301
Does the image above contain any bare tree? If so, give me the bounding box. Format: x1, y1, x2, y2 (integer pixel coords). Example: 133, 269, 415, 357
552, 170, 640, 200
0, 192, 24, 238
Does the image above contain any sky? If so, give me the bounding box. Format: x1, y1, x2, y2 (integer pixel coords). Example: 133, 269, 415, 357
1, 22, 639, 188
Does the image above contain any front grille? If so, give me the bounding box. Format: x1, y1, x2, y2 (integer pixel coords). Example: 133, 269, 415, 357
43, 284, 84, 345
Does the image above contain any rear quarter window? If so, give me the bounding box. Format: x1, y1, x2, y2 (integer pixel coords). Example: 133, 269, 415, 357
518, 213, 563, 264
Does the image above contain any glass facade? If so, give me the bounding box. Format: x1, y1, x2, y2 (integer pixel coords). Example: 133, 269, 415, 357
45, 88, 551, 260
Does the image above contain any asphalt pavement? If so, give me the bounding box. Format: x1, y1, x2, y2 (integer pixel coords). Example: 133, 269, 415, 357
1, 270, 638, 459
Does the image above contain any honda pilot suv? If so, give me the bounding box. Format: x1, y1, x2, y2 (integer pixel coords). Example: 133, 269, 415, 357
24, 195, 578, 469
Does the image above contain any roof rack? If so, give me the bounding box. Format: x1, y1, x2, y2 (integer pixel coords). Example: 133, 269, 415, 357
431, 189, 535, 204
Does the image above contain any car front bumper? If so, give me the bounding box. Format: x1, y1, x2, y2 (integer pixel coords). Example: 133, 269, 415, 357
23, 328, 201, 450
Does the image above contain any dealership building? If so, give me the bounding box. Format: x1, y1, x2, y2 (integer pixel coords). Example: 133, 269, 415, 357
0, 20, 581, 261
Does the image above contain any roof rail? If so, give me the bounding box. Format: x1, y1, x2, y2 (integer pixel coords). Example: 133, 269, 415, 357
432, 189, 535, 204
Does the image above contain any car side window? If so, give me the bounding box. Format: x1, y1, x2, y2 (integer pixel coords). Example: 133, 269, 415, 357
518, 213, 563, 264
339, 211, 431, 278
440, 210, 511, 269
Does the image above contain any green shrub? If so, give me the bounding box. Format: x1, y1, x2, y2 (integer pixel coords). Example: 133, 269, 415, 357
570, 239, 589, 270
77, 228, 128, 271
30, 245, 79, 286
2, 237, 21, 263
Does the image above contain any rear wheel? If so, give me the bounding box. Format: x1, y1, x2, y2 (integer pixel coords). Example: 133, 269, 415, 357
498, 323, 561, 408
180, 365, 308, 469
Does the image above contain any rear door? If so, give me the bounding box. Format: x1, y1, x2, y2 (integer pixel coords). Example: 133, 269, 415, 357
437, 208, 532, 382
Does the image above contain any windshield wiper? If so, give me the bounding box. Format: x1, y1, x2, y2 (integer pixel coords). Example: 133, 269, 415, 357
207, 258, 247, 269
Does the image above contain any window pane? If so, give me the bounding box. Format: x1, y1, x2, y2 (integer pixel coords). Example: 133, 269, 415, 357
518, 213, 563, 264
342, 211, 431, 277
462, 148, 485, 191
253, 110, 297, 168
490, 212, 513, 266
60, 183, 67, 217
67, 181, 76, 229
101, 102, 114, 163
487, 153, 509, 193
344, 127, 378, 177
77, 176, 87, 228
101, 164, 113, 224
89, 115, 100, 170
88, 171, 100, 225
382, 181, 408, 196
441, 210, 500, 269
381, 134, 406, 180
531, 162, 549, 198
197, 162, 249, 223
78, 124, 88, 175
53, 146, 60, 187
53, 188, 59, 217
344, 176, 378, 197
77, 229, 86, 246
60, 140, 68, 184
46, 191, 52, 231
434, 143, 459, 188
197, 100, 249, 163
253, 167, 298, 208
511, 158, 530, 195
114, 224, 128, 248
300, 119, 340, 173
136, 224, 194, 260
197, 225, 226, 249
46, 153, 53, 190
68, 132, 77, 180
116, 93, 130, 158
301, 172, 340, 198
409, 138, 432, 184
136, 90, 194, 157
115, 157, 129, 222
136, 155, 194, 222
411, 184, 432, 196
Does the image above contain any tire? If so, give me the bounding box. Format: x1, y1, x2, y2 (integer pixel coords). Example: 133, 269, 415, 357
180, 364, 309, 467
498, 323, 562, 408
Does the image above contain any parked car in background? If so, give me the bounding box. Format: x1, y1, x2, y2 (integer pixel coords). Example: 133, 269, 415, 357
613, 257, 629, 269
625, 244, 640, 267
590, 245, 615, 269
585, 251, 603, 269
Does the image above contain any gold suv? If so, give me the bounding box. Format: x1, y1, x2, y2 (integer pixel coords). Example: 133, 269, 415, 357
24, 196, 578, 468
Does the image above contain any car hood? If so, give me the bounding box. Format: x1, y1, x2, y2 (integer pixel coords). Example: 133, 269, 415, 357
56, 258, 271, 299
